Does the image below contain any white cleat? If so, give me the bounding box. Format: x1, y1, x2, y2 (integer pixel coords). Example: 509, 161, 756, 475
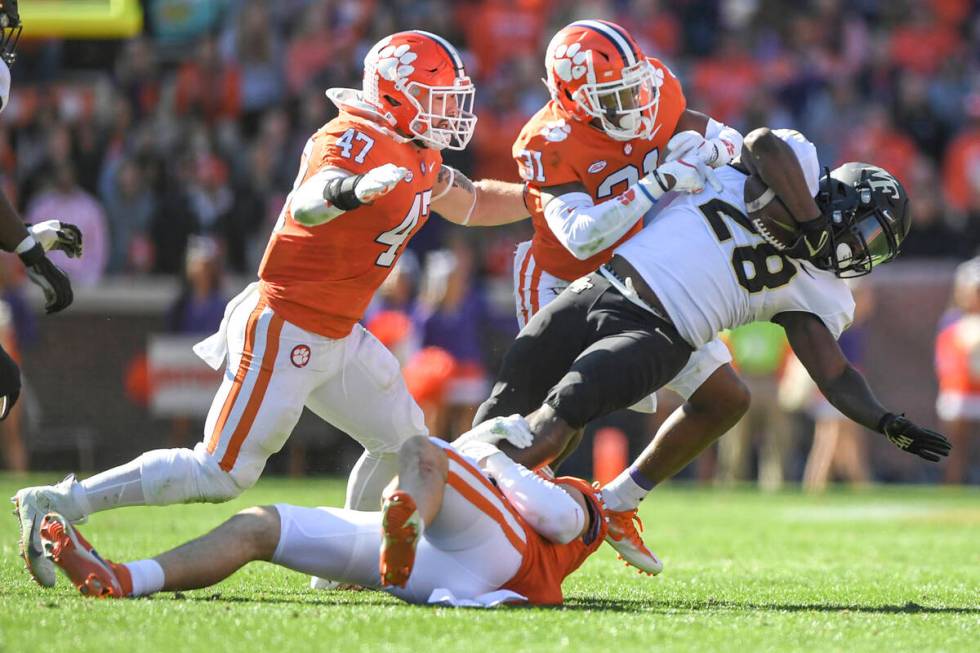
11, 474, 87, 587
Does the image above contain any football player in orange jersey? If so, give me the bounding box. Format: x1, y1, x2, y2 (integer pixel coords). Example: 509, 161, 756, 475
39, 417, 606, 606
14, 30, 531, 589
475, 19, 751, 575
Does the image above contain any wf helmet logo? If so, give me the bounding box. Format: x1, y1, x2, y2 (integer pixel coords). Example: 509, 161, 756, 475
551, 42, 591, 82
867, 170, 901, 199
374, 43, 418, 90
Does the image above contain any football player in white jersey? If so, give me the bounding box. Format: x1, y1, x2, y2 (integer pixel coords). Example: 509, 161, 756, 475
477, 126, 951, 559
0, 3, 82, 419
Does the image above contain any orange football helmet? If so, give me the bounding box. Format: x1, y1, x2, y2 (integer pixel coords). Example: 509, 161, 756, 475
362, 30, 477, 151
544, 20, 659, 141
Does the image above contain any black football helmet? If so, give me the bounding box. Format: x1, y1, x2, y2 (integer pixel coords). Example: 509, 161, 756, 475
0, 0, 21, 66
814, 162, 911, 278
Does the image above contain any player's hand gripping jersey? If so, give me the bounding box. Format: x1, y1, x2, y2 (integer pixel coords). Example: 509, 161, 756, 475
614, 129, 857, 347
513, 56, 686, 283
259, 110, 441, 338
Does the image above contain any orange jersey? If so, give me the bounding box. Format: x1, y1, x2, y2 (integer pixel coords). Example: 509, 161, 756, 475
513, 56, 687, 281
936, 318, 980, 396
502, 476, 609, 605
258, 111, 441, 338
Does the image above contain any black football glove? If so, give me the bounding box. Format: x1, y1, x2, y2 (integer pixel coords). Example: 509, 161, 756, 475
18, 242, 73, 314
28, 220, 83, 258
879, 413, 952, 463
787, 214, 833, 267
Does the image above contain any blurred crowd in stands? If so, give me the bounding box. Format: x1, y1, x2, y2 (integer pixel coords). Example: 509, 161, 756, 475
0, 0, 978, 483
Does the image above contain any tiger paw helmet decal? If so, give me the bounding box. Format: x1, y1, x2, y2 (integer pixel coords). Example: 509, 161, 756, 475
374, 43, 418, 91
551, 42, 591, 83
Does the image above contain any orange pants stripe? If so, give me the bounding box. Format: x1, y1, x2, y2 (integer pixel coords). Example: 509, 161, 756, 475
446, 471, 526, 555
219, 313, 285, 472
207, 302, 266, 455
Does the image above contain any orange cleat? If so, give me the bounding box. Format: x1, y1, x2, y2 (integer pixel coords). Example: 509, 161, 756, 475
39, 513, 127, 598
379, 491, 421, 588
605, 508, 663, 576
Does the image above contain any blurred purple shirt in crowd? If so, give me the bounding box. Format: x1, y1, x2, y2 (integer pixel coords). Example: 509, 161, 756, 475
26, 190, 109, 288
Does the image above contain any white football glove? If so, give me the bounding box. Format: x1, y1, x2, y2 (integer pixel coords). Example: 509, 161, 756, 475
454, 414, 534, 462
651, 157, 717, 194
29, 220, 83, 258
354, 163, 411, 203
665, 130, 736, 168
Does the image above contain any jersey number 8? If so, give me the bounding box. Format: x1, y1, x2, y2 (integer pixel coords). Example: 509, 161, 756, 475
699, 198, 797, 293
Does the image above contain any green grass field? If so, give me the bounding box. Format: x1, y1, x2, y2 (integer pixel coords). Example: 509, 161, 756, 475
0, 475, 977, 653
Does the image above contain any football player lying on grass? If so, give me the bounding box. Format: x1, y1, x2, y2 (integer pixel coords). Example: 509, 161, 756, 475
39, 418, 607, 606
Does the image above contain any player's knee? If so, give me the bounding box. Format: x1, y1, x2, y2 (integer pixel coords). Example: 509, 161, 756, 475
139, 448, 241, 505
399, 436, 448, 481
528, 405, 577, 456
230, 506, 281, 560
689, 367, 751, 423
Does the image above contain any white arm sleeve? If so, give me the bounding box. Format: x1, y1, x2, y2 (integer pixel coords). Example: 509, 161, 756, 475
481, 452, 585, 544
543, 175, 665, 261
289, 167, 352, 227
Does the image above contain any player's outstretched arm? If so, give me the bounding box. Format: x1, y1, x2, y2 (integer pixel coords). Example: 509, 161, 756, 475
456, 416, 589, 543
775, 310, 952, 462
0, 189, 75, 313
290, 164, 410, 227
430, 165, 528, 227
535, 155, 707, 261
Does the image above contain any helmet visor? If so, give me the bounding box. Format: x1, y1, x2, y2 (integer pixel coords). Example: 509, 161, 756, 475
833, 210, 897, 278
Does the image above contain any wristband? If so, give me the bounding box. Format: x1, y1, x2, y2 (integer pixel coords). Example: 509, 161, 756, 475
14, 234, 37, 255
877, 412, 898, 434
323, 174, 364, 211
17, 241, 44, 267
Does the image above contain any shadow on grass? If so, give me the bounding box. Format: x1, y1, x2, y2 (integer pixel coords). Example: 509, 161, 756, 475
560, 597, 980, 615
173, 592, 978, 615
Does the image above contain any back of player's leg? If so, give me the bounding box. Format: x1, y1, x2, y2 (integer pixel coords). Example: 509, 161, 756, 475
387, 441, 524, 603
271, 504, 384, 588
305, 324, 427, 510
475, 274, 605, 426
105, 298, 320, 511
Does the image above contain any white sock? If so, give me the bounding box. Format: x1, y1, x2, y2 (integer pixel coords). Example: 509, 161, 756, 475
80, 459, 147, 515
124, 559, 165, 597
345, 450, 400, 511
601, 467, 656, 512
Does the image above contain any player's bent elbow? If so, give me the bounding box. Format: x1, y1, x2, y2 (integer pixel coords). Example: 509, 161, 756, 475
533, 503, 585, 544
562, 237, 599, 261
292, 204, 339, 227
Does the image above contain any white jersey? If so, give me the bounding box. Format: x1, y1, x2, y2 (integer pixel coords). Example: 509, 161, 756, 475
615, 130, 855, 349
